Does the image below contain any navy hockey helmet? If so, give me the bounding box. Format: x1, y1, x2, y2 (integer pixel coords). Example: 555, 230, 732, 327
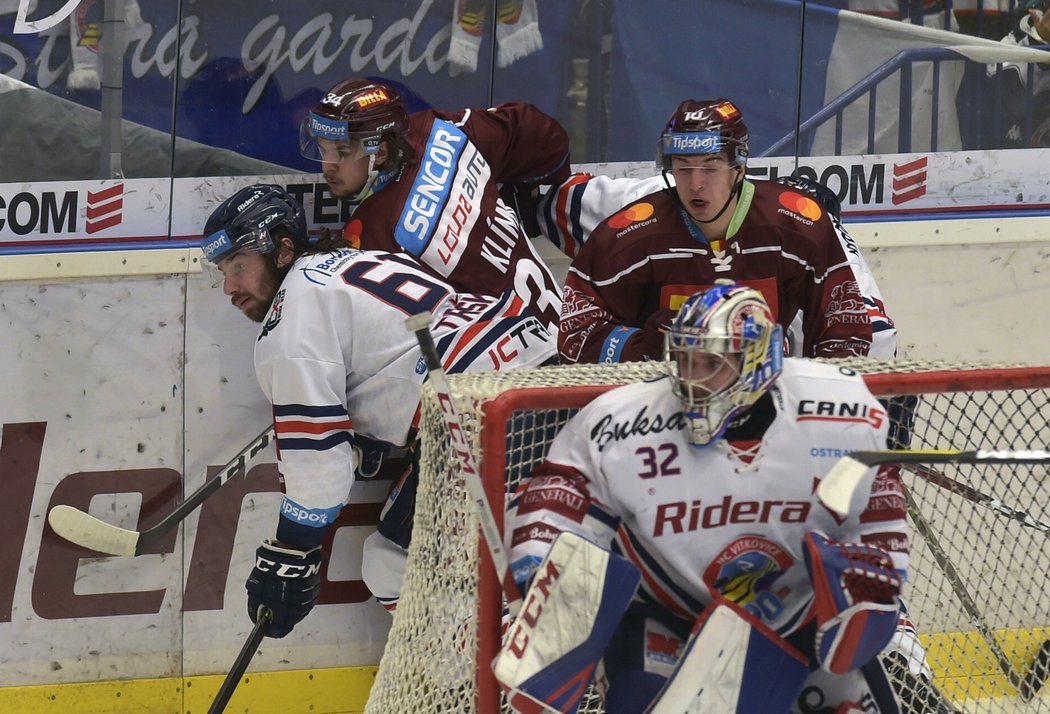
658, 99, 749, 171
300, 78, 409, 164
665, 280, 783, 446
201, 184, 310, 265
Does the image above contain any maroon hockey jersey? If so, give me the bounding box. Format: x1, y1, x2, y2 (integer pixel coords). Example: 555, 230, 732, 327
560, 179, 892, 364
342, 102, 569, 331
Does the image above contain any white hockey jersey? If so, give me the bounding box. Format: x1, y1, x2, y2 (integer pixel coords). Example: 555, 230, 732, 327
254, 248, 556, 536
506, 358, 908, 637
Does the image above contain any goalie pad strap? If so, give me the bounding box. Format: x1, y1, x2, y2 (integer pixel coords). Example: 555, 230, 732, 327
645, 599, 809, 714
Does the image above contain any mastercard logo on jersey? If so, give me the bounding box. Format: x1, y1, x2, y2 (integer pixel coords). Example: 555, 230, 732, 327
608, 202, 656, 231
777, 191, 823, 224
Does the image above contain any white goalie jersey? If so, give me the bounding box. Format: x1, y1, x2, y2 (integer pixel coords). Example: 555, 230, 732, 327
506, 358, 909, 637
254, 247, 556, 534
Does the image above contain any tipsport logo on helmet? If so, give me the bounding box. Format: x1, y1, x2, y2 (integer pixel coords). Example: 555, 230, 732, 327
202, 229, 232, 263
308, 114, 350, 142
663, 131, 722, 155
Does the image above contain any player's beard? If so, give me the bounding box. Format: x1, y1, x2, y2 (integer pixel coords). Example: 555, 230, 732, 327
238, 263, 283, 323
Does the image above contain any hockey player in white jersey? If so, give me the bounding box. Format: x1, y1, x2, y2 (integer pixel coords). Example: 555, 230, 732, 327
201, 183, 556, 637
501, 281, 912, 713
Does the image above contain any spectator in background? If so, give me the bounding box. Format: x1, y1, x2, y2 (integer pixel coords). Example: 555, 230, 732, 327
549, 98, 896, 366
989, 0, 1050, 147
299, 77, 570, 332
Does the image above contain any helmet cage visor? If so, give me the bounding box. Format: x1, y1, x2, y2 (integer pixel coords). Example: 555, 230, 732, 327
200, 226, 276, 288
659, 132, 746, 171
300, 112, 385, 163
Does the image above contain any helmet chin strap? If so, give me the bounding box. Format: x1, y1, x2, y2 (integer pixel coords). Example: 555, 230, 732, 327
694, 169, 744, 225
349, 154, 379, 204
663, 166, 745, 227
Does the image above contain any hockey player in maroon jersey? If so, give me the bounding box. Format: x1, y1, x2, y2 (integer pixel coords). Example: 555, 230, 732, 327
501, 282, 911, 713
299, 78, 569, 332
555, 98, 896, 365
200, 184, 556, 636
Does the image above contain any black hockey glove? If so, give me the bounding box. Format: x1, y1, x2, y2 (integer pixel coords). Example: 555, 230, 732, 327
246, 540, 323, 638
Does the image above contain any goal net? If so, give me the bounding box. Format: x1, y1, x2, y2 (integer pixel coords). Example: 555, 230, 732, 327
364, 359, 1050, 714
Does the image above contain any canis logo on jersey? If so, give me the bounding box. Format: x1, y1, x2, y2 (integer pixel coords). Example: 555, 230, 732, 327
797, 400, 885, 428
704, 536, 794, 623
776, 191, 822, 225
259, 288, 285, 340
608, 202, 656, 237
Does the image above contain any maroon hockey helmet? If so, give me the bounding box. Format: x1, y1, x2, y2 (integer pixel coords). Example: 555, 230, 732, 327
300, 78, 410, 164
658, 98, 749, 170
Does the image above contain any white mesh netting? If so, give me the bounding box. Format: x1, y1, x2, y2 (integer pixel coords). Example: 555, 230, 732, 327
364, 359, 1050, 714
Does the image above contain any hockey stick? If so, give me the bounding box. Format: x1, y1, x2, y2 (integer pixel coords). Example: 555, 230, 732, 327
207, 606, 272, 714
47, 426, 275, 556
405, 312, 523, 614
817, 449, 1050, 702
817, 449, 1050, 518
903, 462, 1050, 535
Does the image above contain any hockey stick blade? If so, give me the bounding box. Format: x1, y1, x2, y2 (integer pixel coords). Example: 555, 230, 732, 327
208, 606, 271, 714
817, 449, 1050, 517
47, 426, 274, 556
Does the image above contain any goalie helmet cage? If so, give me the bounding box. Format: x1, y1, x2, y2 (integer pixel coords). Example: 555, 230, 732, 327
364, 359, 1050, 714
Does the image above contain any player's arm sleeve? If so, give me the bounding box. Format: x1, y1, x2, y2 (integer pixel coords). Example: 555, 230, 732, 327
850, 463, 911, 578
801, 215, 893, 359
538, 174, 669, 258
458, 102, 571, 186
255, 354, 356, 550
558, 232, 663, 365
505, 416, 621, 590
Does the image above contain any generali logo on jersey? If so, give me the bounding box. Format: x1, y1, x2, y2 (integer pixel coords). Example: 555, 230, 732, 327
0, 183, 124, 236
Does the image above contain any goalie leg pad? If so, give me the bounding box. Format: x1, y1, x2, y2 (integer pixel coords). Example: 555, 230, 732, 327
494, 531, 641, 714
645, 599, 809, 714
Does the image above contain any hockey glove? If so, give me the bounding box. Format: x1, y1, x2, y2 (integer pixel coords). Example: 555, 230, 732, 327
803, 531, 902, 674
246, 540, 323, 638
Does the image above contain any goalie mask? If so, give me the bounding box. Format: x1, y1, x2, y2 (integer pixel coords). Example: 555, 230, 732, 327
666, 281, 783, 446
201, 184, 311, 267
300, 78, 409, 202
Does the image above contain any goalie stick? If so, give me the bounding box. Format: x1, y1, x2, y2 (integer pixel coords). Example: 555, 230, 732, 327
817, 449, 1050, 518
47, 426, 275, 556
208, 606, 272, 714
405, 312, 523, 614
817, 449, 1050, 702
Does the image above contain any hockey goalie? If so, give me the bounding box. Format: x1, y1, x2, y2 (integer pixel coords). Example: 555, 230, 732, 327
495, 281, 914, 714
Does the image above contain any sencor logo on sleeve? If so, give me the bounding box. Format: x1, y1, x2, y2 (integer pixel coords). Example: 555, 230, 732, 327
396, 120, 468, 256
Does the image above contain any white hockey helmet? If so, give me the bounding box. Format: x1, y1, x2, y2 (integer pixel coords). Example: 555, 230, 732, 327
665, 280, 783, 446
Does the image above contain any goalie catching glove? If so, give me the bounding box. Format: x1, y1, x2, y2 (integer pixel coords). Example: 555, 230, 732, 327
246, 540, 323, 638
803, 531, 902, 674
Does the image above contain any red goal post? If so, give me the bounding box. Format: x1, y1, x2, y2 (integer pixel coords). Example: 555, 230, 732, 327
365, 359, 1050, 714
